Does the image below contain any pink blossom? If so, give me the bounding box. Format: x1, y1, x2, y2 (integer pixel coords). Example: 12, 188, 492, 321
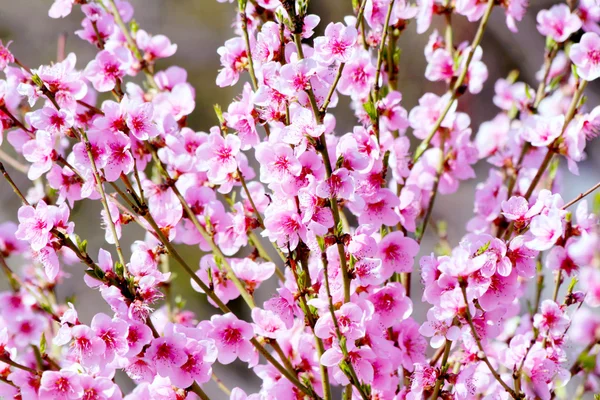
369, 282, 412, 327
125, 98, 159, 141
39, 370, 83, 399
29, 107, 74, 136
168, 338, 217, 388
91, 313, 129, 363
354, 188, 401, 227
522, 115, 564, 147
419, 309, 461, 348
315, 303, 365, 341
533, 300, 569, 338
85, 48, 132, 92
425, 49, 455, 82
49, 0, 75, 18
145, 324, 188, 375
570, 32, 600, 81
136, 30, 178, 62
377, 231, 420, 276
230, 259, 275, 293
216, 38, 247, 87
314, 23, 357, 64
22, 130, 55, 180
15, 201, 54, 252
208, 313, 254, 364
338, 51, 376, 100
526, 210, 564, 251
0, 40, 14, 70
537, 5, 582, 43
196, 132, 241, 183
251, 308, 287, 339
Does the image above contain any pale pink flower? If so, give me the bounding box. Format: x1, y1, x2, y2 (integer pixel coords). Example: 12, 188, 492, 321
0, 40, 14, 70
369, 282, 412, 327
136, 30, 178, 62
377, 231, 420, 276
419, 309, 461, 348
91, 313, 129, 363
537, 4, 582, 43
570, 32, 600, 81
522, 115, 564, 147
255, 142, 302, 184
28, 107, 74, 135
15, 200, 54, 252
338, 51, 376, 100
425, 49, 455, 82
125, 98, 159, 141
208, 313, 254, 364
533, 300, 569, 338
196, 133, 241, 183
525, 210, 563, 251
315, 303, 365, 341
230, 259, 275, 293
104, 131, 134, 182
22, 130, 55, 180
145, 325, 188, 375
251, 308, 287, 339
168, 339, 217, 388
49, 0, 75, 18
314, 22, 357, 64
39, 370, 83, 399
85, 48, 132, 92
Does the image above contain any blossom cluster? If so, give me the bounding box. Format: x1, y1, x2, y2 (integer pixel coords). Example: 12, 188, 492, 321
0, 0, 599, 399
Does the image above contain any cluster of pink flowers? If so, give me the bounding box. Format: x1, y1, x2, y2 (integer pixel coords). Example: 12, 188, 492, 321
0, 0, 599, 399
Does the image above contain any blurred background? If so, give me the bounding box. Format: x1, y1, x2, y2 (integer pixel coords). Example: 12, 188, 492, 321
1, 0, 599, 396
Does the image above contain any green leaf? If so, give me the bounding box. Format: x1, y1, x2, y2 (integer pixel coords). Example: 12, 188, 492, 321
214, 104, 225, 126
336, 154, 345, 169
475, 241, 491, 256
393, 48, 402, 67
130, 19, 140, 35
316, 236, 325, 252
549, 157, 560, 180
545, 36, 556, 50
363, 101, 377, 122
175, 295, 186, 309
31, 74, 44, 88
524, 85, 533, 100
571, 64, 579, 80
114, 262, 125, 278
593, 192, 600, 215
579, 352, 597, 372
39, 333, 47, 355
507, 69, 520, 84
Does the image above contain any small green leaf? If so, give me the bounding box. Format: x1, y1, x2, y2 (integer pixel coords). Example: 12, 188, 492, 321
571, 64, 579, 80
31, 74, 44, 88
592, 192, 600, 214
475, 241, 491, 256
130, 19, 140, 35
363, 101, 377, 122
545, 36, 556, 50
579, 352, 596, 371
214, 104, 225, 126
507, 69, 520, 84
114, 262, 125, 278
549, 157, 560, 180
316, 236, 325, 252
39, 333, 47, 355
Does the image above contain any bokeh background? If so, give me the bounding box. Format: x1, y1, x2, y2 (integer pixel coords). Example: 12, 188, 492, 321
1, 0, 599, 397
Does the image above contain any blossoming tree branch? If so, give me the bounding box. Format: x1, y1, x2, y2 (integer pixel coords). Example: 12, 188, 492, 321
0, 0, 599, 398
